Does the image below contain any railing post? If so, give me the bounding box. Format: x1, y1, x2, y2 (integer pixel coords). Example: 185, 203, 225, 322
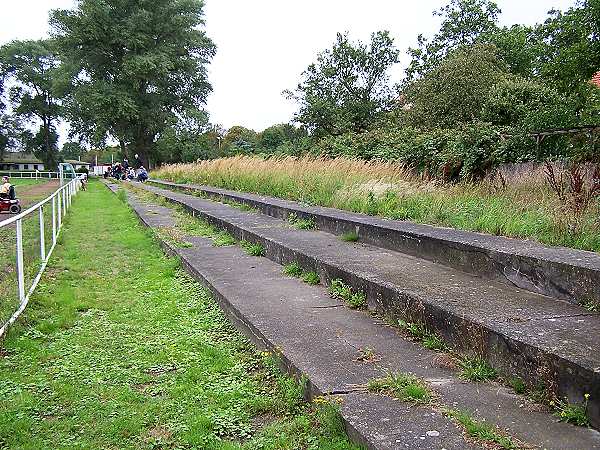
52, 195, 56, 245
39, 206, 45, 261
58, 191, 62, 227
16, 219, 25, 304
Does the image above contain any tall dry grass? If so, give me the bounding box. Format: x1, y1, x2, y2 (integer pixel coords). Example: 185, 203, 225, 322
152, 155, 600, 252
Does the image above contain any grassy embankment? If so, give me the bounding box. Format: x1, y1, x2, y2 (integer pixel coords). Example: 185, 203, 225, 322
0, 180, 358, 449
153, 155, 600, 252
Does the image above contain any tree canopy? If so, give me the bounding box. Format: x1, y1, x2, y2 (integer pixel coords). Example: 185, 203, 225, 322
406, 0, 500, 80
50, 0, 216, 167
0, 39, 61, 168
286, 31, 399, 137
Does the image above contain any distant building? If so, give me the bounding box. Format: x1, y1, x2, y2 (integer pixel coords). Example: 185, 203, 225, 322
591, 71, 600, 88
0, 153, 91, 172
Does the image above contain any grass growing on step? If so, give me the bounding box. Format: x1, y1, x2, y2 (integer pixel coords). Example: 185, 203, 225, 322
552, 395, 591, 427
221, 197, 258, 212
0, 181, 360, 449
508, 377, 526, 395
368, 373, 432, 404
328, 279, 367, 309
459, 356, 497, 382
444, 409, 518, 449
213, 230, 236, 247
241, 240, 266, 256
340, 231, 359, 242
302, 271, 320, 285
288, 213, 316, 230
583, 299, 600, 312
283, 262, 303, 277
282, 262, 320, 285
397, 320, 448, 352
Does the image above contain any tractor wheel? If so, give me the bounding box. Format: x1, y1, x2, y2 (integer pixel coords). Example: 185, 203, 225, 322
9, 204, 21, 214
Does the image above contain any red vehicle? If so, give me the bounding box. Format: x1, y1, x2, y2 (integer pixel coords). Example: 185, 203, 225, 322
0, 186, 21, 214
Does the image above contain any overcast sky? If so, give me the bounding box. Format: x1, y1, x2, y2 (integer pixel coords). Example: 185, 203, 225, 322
0, 0, 576, 137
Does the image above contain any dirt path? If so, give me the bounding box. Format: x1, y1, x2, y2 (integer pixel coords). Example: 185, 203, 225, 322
18, 180, 60, 207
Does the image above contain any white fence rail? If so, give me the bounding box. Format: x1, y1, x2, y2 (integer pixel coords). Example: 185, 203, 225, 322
0, 177, 81, 338
0, 171, 60, 179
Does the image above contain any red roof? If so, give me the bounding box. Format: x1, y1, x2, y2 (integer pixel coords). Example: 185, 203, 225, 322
591, 71, 600, 87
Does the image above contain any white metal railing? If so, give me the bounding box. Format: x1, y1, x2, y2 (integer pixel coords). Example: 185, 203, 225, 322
0, 177, 81, 338
0, 171, 60, 179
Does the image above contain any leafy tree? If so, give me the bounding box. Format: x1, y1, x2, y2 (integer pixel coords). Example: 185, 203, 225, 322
0, 39, 61, 168
50, 0, 216, 167
286, 31, 399, 137
482, 25, 540, 79
535, 1, 600, 93
481, 77, 574, 130
406, 0, 500, 80
258, 123, 306, 151
404, 44, 508, 129
60, 141, 86, 160
223, 126, 258, 153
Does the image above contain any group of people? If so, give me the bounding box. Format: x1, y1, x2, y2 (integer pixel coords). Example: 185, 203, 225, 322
103, 157, 148, 183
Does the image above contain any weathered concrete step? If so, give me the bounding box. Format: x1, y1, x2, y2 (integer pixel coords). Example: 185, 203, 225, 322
109, 182, 600, 450
150, 179, 600, 306
137, 182, 600, 431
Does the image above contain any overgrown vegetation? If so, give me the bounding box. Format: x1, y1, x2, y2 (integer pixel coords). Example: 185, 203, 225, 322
0, 181, 360, 449
154, 155, 600, 252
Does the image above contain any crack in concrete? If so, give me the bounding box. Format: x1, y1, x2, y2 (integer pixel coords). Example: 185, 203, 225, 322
529, 312, 600, 321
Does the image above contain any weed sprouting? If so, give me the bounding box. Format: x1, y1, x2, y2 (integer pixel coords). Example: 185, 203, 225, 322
222, 198, 258, 212
444, 409, 518, 449
509, 377, 526, 395
355, 347, 379, 363
340, 231, 359, 242
241, 240, 266, 256
288, 213, 316, 230
368, 372, 432, 403
213, 231, 236, 247
583, 299, 600, 312
348, 291, 366, 309
398, 320, 448, 352
302, 271, 320, 285
552, 395, 590, 427
328, 279, 366, 309
459, 357, 497, 382
283, 262, 303, 277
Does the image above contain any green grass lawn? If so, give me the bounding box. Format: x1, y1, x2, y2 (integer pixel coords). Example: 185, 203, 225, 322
9, 178, 46, 187
0, 181, 358, 450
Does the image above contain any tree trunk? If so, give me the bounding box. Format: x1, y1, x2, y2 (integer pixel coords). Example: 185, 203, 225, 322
131, 132, 152, 169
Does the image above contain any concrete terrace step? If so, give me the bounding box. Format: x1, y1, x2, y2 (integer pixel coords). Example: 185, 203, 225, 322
136, 181, 600, 432
107, 182, 600, 450
149, 179, 600, 306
